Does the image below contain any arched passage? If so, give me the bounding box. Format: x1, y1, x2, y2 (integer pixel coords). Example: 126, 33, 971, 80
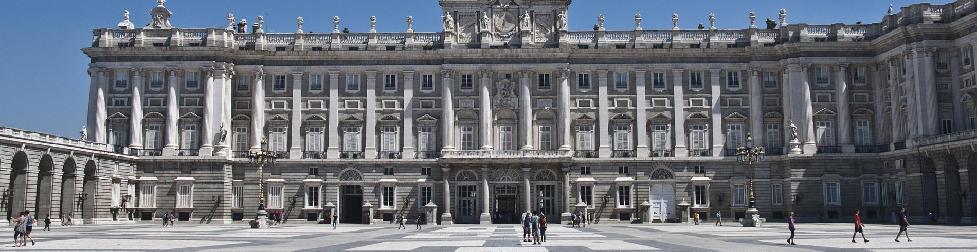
82, 160, 97, 222
35, 154, 54, 220
945, 156, 962, 219
60, 158, 77, 220
6, 151, 29, 220
920, 158, 940, 217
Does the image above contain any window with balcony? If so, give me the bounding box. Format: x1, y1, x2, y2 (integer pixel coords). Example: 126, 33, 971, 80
689, 71, 704, 90
421, 74, 434, 91
577, 73, 591, 89
420, 186, 433, 206
614, 72, 629, 89
109, 128, 128, 147
139, 183, 156, 208
346, 74, 360, 91
816, 121, 835, 146
306, 186, 320, 208
343, 127, 362, 152
380, 126, 399, 155
855, 120, 872, 145
726, 123, 744, 148
461, 125, 476, 150
309, 74, 323, 92
150, 71, 164, 89
538, 73, 551, 90
417, 126, 435, 153
771, 184, 783, 206
941, 119, 953, 134
613, 124, 632, 151
305, 127, 324, 154
617, 185, 632, 208
497, 125, 514, 150
460, 74, 474, 90
269, 126, 288, 152
689, 124, 708, 153
144, 125, 162, 150
273, 75, 286, 91
538, 125, 552, 151
180, 124, 198, 150
232, 184, 244, 208
185, 71, 200, 89
652, 124, 670, 152
384, 74, 397, 91
726, 71, 741, 90
653, 72, 666, 89
824, 182, 841, 206
115, 70, 129, 89
576, 125, 594, 151
765, 123, 782, 149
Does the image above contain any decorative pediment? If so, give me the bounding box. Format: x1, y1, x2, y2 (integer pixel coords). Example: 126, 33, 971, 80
725, 112, 748, 120
379, 114, 401, 121
341, 114, 363, 122
179, 112, 200, 120
417, 114, 439, 123
814, 108, 837, 116
650, 112, 672, 121
763, 112, 783, 119
611, 113, 634, 121
576, 114, 595, 121
269, 114, 289, 121
108, 112, 128, 120
232, 114, 251, 121
851, 108, 874, 116
305, 114, 327, 121
687, 112, 709, 120
144, 112, 165, 120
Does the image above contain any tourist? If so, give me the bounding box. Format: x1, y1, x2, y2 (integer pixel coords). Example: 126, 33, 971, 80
786, 212, 796, 245
397, 215, 406, 229
43, 214, 51, 231
65, 215, 73, 226
12, 211, 25, 247
715, 211, 722, 226
415, 215, 423, 230
851, 209, 870, 243
539, 214, 547, 243
522, 212, 531, 242
530, 212, 540, 245
23, 211, 35, 246
693, 212, 700, 225
332, 214, 338, 229
895, 208, 912, 242
162, 212, 170, 227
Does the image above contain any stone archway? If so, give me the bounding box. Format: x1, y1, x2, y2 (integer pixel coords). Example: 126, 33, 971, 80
35, 154, 54, 220
60, 157, 77, 220
6, 151, 29, 220
82, 160, 97, 223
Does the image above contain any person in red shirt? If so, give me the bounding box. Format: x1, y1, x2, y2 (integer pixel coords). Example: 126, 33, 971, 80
851, 209, 870, 243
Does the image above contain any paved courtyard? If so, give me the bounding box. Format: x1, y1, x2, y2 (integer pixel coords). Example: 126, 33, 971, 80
3, 222, 976, 251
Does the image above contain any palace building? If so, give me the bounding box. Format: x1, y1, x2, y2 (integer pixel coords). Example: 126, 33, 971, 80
2, 0, 977, 226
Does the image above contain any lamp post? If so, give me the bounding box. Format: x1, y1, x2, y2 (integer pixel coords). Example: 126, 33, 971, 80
735, 133, 765, 227
246, 138, 277, 228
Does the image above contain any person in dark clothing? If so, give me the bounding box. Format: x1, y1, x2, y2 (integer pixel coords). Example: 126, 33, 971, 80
332, 214, 338, 229
397, 215, 406, 229
852, 209, 870, 243
895, 208, 912, 242
786, 212, 796, 245
539, 214, 548, 243
416, 215, 423, 230
522, 212, 531, 242
43, 215, 51, 231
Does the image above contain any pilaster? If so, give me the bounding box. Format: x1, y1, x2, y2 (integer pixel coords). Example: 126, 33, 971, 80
519, 71, 534, 150
671, 69, 687, 157
798, 65, 816, 154
479, 71, 494, 150
365, 71, 378, 159
887, 59, 904, 148
163, 69, 180, 155
215, 67, 232, 157
709, 69, 723, 157
558, 69, 572, 151
597, 70, 612, 158
920, 49, 939, 136
289, 72, 304, 159
86, 65, 99, 142
749, 68, 763, 146
251, 68, 266, 152
129, 68, 144, 150
402, 71, 416, 159
441, 70, 456, 151
904, 52, 919, 147
327, 71, 341, 157
199, 67, 215, 156
635, 70, 650, 158
836, 64, 854, 153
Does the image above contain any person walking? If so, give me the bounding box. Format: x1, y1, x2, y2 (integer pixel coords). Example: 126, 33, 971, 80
786, 212, 797, 245
852, 209, 870, 243
715, 211, 723, 226
530, 212, 540, 245
895, 208, 912, 242
332, 214, 338, 229
693, 212, 700, 225
162, 212, 170, 228
23, 211, 35, 246
415, 215, 423, 230
539, 214, 547, 243
522, 212, 531, 243
397, 215, 406, 230
43, 215, 51, 231
12, 212, 26, 247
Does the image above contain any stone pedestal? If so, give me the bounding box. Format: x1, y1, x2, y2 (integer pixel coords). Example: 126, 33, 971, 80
640, 201, 651, 224
479, 213, 491, 224
323, 202, 335, 224
739, 208, 765, 227
250, 209, 270, 229
574, 202, 588, 228
440, 212, 453, 225
788, 139, 802, 154
363, 202, 374, 225
678, 199, 691, 224
424, 201, 439, 225
199, 146, 214, 157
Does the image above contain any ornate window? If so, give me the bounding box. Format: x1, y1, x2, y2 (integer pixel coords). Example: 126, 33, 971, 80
733, 184, 746, 206
816, 120, 835, 146
461, 125, 477, 150
339, 169, 363, 181
854, 120, 872, 145
617, 185, 632, 208
455, 170, 478, 181
269, 126, 288, 152
652, 124, 670, 151
233, 127, 249, 152
144, 124, 162, 150
575, 124, 594, 151
306, 127, 324, 152
538, 125, 553, 151
650, 169, 674, 180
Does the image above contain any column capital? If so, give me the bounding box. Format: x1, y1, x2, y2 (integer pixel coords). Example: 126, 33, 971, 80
519, 70, 532, 78
441, 165, 451, 173
479, 69, 493, 78
291, 72, 304, 77
708, 68, 721, 74
596, 69, 608, 77
750, 67, 761, 76
671, 68, 685, 74
440, 69, 453, 78
559, 67, 572, 79
130, 67, 143, 76
521, 167, 532, 173
836, 63, 850, 71
634, 69, 647, 74
402, 70, 415, 75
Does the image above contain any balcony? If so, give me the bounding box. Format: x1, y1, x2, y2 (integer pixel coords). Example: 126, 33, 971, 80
112, 145, 127, 155
441, 149, 573, 161
816, 146, 842, 154
340, 151, 365, 159
379, 151, 403, 159
303, 151, 327, 159
893, 141, 907, 150
271, 151, 290, 159
650, 150, 673, 157
232, 151, 250, 158
765, 148, 784, 156
612, 150, 637, 158
574, 150, 598, 158
855, 145, 889, 153
415, 151, 441, 159
136, 149, 162, 157
723, 148, 738, 157
915, 129, 977, 147
689, 149, 712, 157
177, 149, 199, 156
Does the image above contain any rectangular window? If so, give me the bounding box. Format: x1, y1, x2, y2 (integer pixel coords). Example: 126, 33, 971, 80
577, 73, 591, 89
232, 184, 244, 208
824, 182, 841, 206
384, 74, 397, 91
688, 98, 708, 108
148, 98, 164, 107
614, 72, 629, 89
576, 125, 594, 151
733, 184, 746, 206
816, 66, 830, 84
109, 128, 128, 147
180, 124, 198, 150
421, 74, 434, 91
306, 186, 320, 208
417, 126, 435, 152
308, 100, 324, 110
689, 71, 704, 89
941, 119, 953, 134
724, 97, 744, 107
690, 125, 708, 151
177, 183, 193, 208
382, 100, 399, 109
726, 71, 741, 89
115, 70, 129, 89
653, 72, 666, 89
816, 121, 836, 146
576, 99, 593, 108
765, 124, 782, 149
652, 124, 670, 151
343, 100, 361, 109
346, 74, 360, 91
963, 47, 973, 66
855, 120, 872, 145
111, 98, 129, 107
579, 166, 591, 175
150, 71, 164, 89
815, 93, 832, 103
267, 184, 283, 209
419, 100, 435, 109
460, 74, 474, 90
538, 74, 551, 90
862, 182, 879, 205
144, 125, 162, 150
763, 97, 780, 107
895, 181, 905, 205
694, 185, 707, 207
309, 74, 323, 91
771, 184, 783, 206
497, 125, 513, 151
420, 186, 433, 206
421, 167, 432, 176
461, 125, 476, 150
538, 125, 552, 151
694, 165, 706, 174
305, 127, 324, 152
652, 98, 669, 108
613, 125, 632, 150
139, 184, 156, 208
618, 166, 629, 175
343, 127, 361, 152
185, 71, 200, 89
380, 126, 399, 152
308, 167, 319, 176
854, 67, 867, 83
182, 98, 200, 107
617, 185, 632, 207
970, 116, 977, 130
237, 76, 250, 91
763, 71, 777, 88
579, 185, 593, 206
726, 123, 744, 148
273, 75, 286, 91
382, 186, 395, 208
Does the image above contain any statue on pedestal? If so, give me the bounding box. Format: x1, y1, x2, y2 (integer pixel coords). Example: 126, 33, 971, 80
521, 10, 532, 31
369, 16, 377, 33
118, 10, 134, 29
672, 13, 680, 30
597, 14, 606, 31
406, 16, 414, 32
481, 12, 490, 32
779, 9, 788, 27
443, 12, 455, 32
80, 126, 88, 141
226, 13, 235, 31
333, 16, 341, 33
296, 16, 304, 33
557, 10, 568, 31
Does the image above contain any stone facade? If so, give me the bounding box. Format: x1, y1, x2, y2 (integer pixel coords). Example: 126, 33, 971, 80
2, 0, 977, 225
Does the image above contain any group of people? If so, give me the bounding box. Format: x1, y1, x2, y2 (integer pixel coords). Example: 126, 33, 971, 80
58, 214, 73, 226
160, 212, 177, 227
521, 211, 548, 245
786, 208, 913, 246
569, 211, 586, 227
395, 214, 424, 230
11, 211, 37, 247
691, 211, 724, 226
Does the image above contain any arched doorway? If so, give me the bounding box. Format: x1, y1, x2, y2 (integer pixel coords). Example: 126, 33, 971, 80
337, 169, 363, 224
35, 154, 54, 220
6, 151, 29, 220
454, 169, 479, 224
60, 158, 77, 220
649, 168, 676, 222
945, 156, 962, 219
82, 160, 97, 223
920, 158, 940, 217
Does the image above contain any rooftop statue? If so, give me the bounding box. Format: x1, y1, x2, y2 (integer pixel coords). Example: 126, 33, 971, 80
557, 10, 568, 31
117, 10, 134, 29
145, 0, 173, 29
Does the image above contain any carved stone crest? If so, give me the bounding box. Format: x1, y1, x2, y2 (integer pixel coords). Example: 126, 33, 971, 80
493, 79, 517, 110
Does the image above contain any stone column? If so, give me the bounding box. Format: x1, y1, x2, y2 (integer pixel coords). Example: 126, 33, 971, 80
218, 67, 233, 156
597, 70, 611, 157
709, 69, 723, 156
480, 166, 491, 224
441, 166, 453, 224
635, 70, 649, 157
558, 69, 572, 150
920, 49, 939, 136
327, 71, 341, 157
782, 69, 794, 153
519, 71, 533, 150
479, 71, 494, 150
888, 60, 903, 147
672, 69, 687, 157
200, 68, 215, 156
403, 71, 416, 158
251, 69, 266, 151
749, 68, 763, 146
562, 166, 571, 215
871, 65, 887, 145
836, 64, 853, 153
904, 53, 919, 147
86, 66, 101, 142
441, 71, 456, 151
163, 69, 180, 155
799, 65, 816, 154
950, 51, 965, 131
129, 68, 144, 150
93, 68, 109, 144
523, 167, 532, 213
365, 71, 378, 159
289, 72, 304, 159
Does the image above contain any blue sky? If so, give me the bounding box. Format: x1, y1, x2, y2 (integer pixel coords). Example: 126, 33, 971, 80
0, 0, 949, 137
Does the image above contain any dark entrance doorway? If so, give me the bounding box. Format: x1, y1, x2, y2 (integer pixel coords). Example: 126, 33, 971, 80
456, 185, 478, 224
536, 185, 556, 219
494, 184, 519, 224
340, 185, 363, 224
6, 152, 29, 221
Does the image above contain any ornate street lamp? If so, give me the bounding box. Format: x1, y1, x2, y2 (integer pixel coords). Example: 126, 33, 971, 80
246, 138, 277, 228
735, 132, 765, 227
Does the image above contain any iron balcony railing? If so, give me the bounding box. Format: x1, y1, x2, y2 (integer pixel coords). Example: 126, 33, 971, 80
574, 150, 598, 158
340, 151, 365, 159
612, 150, 637, 158
817, 146, 842, 154
303, 151, 327, 159
379, 151, 403, 159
